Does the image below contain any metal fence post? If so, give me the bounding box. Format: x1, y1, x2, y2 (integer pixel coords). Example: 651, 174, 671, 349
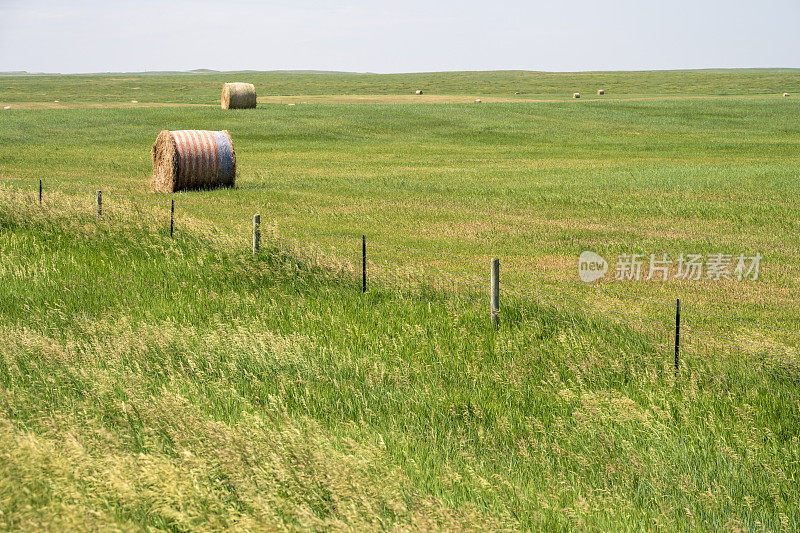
491, 258, 500, 326
38, 179, 42, 204
362, 235, 367, 293
253, 214, 261, 254
674, 298, 681, 374
170, 199, 175, 238
96, 190, 102, 217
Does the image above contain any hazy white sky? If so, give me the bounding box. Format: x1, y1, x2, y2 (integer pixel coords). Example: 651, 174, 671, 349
1, 0, 798, 73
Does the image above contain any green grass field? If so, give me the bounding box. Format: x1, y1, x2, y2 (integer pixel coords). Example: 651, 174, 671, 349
1, 69, 799, 530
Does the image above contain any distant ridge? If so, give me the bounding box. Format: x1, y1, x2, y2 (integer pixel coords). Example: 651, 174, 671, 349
2, 68, 797, 77
0, 69, 365, 76
0, 71, 56, 76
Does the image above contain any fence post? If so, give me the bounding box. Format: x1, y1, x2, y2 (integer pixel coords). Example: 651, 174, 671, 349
96, 190, 102, 217
38, 179, 42, 204
491, 258, 500, 326
362, 235, 367, 293
253, 214, 261, 254
170, 199, 175, 238
674, 298, 681, 374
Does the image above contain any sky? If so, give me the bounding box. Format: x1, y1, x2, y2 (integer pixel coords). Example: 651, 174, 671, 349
0, 0, 799, 74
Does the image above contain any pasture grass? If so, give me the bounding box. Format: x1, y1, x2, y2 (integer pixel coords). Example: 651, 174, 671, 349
2, 69, 799, 104
1, 71, 799, 337
1, 69, 799, 530
0, 188, 798, 531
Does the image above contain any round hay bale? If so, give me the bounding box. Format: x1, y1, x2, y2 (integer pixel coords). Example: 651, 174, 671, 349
573, 92, 581, 99
514, 91, 520, 95
151, 130, 236, 193
597, 89, 605, 95
221, 82, 257, 109
415, 89, 423, 95
784, 93, 790, 97
475, 98, 482, 103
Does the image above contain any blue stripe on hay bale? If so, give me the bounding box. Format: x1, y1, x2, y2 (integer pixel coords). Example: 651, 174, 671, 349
212, 131, 233, 176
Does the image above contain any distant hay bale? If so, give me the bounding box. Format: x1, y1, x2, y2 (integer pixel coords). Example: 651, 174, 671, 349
221, 82, 257, 109
784, 93, 790, 97
475, 99, 482, 103
514, 91, 520, 95
573, 93, 581, 99
415, 90, 423, 95
597, 89, 605, 95
151, 130, 236, 193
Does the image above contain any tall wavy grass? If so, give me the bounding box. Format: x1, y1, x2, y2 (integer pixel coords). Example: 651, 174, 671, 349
0, 187, 798, 530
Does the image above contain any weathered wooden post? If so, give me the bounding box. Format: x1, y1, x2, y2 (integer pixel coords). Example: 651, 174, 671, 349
38, 179, 42, 204
96, 190, 102, 217
170, 199, 175, 238
491, 258, 500, 326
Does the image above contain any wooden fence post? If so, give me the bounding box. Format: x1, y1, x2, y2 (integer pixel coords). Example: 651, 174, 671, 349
253, 214, 261, 254
170, 199, 174, 238
38, 179, 42, 204
96, 190, 102, 217
491, 258, 500, 326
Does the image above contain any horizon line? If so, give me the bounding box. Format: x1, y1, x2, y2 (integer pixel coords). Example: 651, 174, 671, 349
2, 67, 800, 77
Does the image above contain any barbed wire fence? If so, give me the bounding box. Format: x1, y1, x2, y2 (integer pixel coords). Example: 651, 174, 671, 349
2, 177, 798, 403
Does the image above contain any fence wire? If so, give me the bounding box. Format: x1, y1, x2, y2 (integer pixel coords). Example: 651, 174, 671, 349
1, 179, 798, 403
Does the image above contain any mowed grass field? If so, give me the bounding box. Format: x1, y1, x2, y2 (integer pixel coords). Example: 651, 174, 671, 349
1, 70, 800, 530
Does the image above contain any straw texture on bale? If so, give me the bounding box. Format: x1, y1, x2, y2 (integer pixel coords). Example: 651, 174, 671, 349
573, 93, 581, 98
597, 89, 605, 95
221, 82, 257, 109
151, 130, 236, 193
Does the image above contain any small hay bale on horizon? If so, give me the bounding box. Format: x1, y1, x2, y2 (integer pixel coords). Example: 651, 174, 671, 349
514, 91, 521, 95
221, 82, 257, 109
151, 130, 236, 193
784, 93, 790, 97
415, 89, 423, 95
573, 92, 581, 99
475, 98, 482, 103
597, 89, 605, 95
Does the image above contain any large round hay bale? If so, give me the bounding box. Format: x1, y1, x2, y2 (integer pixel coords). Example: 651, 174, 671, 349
597, 89, 605, 95
415, 89, 423, 95
151, 130, 236, 193
221, 82, 257, 109
573, 92, 581, 99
